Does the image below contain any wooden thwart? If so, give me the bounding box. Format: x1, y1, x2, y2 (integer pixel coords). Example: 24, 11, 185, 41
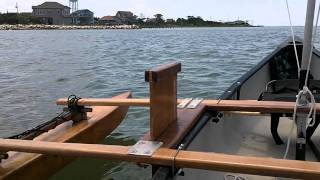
0, 139, 319, 179
56, 98, 320, 113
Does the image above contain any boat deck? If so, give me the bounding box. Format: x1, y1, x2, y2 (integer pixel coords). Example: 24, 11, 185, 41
179, 112, 319, 180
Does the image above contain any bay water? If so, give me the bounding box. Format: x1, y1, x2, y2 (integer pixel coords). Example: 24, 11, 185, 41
0, 27, 314, 179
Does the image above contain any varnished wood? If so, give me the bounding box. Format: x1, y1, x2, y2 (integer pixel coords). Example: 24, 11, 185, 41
57, 98, 320, 113
0, 139, 319, 179
204, 99, 320, 113
145, 62, 181, 82
0, 92, 131, 180
144, 104, 206, 148
57, 98, 150, 107
145, 62, 181, 140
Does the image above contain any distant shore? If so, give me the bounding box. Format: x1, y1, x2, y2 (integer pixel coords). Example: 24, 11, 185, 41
0, 24, 141, 30
0, 24, 263, 30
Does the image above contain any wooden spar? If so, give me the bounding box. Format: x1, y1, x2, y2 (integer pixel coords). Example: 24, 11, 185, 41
57, 98, 320, 113
56, 98, 151, 107
0, 139, 319, 179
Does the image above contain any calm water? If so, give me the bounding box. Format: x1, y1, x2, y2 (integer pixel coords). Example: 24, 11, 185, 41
0, 27, 316, 179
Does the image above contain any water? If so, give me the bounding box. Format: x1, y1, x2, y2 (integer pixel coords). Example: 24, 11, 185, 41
0, 27, 315, 179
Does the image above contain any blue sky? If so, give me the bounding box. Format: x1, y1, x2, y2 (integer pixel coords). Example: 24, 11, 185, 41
0, 0, 310, 26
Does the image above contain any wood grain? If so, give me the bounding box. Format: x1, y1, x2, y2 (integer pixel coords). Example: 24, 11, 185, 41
144, 62, 181, 82
145, 62, 181, 140
57, 98, 320, 114
144, 104, 205, 148
0, 92, 131, 180
0, 139, 319, 179
56, 98, 150, 106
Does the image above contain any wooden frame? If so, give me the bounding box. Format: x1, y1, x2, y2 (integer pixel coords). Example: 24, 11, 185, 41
0, 139, 319, 179
57, 98, 320, 113
53, 62, 320, 179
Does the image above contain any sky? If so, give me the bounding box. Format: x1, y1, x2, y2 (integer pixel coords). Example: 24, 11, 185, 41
0, 0, 311, 26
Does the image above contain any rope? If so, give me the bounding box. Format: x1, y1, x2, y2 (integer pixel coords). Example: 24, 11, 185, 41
282, 0, 320, 160
283, 91, 302, 159
285, 0, 301, 77
7, 111, 69, 140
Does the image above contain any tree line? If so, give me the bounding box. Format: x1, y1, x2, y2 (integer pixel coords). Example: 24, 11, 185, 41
0, 13, 41, 24
137, 14, 251, 28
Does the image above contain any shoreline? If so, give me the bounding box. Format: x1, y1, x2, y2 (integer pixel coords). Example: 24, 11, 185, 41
0, 24, 141, 30
0, 24, 263, 31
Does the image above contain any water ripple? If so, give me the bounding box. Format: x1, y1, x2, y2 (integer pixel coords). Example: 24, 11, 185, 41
0, 27, 312, 179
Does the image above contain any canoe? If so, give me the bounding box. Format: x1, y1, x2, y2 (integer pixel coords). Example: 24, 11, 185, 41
0, 43, 319, 179
0, 92, 131, 180
171, 37, 320, 179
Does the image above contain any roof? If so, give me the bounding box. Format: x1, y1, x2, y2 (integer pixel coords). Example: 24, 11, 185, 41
73, 9, 93, 14
100, 16, 117, 21
116, 11, 134, 17
71, 9, 94, 16
32, 2, 70, 9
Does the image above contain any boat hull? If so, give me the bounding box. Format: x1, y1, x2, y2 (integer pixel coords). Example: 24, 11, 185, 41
175, 38, 320, 179
0, 92, 131, 180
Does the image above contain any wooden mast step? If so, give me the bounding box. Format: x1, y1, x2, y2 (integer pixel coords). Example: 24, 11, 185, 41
145, 62, 181, 140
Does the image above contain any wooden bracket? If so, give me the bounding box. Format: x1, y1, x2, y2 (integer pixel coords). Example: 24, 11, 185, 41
145, 62, 181, 140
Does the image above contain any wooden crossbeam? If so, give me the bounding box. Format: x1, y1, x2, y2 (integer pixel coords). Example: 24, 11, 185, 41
0, 139, 319, 179
56, 98, 320, 113
57, 98, 151, 107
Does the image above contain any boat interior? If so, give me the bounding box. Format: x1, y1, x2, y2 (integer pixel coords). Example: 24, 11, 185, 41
177, 38, 320, 180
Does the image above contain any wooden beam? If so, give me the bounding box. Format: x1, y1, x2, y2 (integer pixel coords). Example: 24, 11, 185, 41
56, 98, 150, 107
144, 62, 181, 82
143, 104, 206, 148
145, 62, 181, 140
57, 98, 320, 113
203, 100, 317, 113
0, 139, 319, 179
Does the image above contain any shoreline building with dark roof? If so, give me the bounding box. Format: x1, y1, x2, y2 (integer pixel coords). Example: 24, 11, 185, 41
71, 9, 94, 25
32, 2, 71, 25
115, 11, 138, 24
99, 11, 138, 25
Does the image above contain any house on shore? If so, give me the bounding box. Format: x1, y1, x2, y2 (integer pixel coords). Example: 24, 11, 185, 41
32, 2, 71, 25
166, 19, 175, 23
71, 9, 94, 25
99, 11, 137, 25
225, 20, 249, 25
115, 11, 137, 24
98, 16, 121, 25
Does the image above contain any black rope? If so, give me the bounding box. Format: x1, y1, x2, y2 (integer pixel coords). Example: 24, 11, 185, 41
6, 95, 83, 140
6, 111, 70, 140
0, 95, 84, 161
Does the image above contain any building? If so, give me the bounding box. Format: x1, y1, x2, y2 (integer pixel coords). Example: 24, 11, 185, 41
71, 9, 94, 25
166, 19, 175, 23
32, 2, 71, 25
115, 11, 137, 24
226, 20, 249, 25
98, 16, 121, 25
99, 11, 138, 25
146, 18, 156, 23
